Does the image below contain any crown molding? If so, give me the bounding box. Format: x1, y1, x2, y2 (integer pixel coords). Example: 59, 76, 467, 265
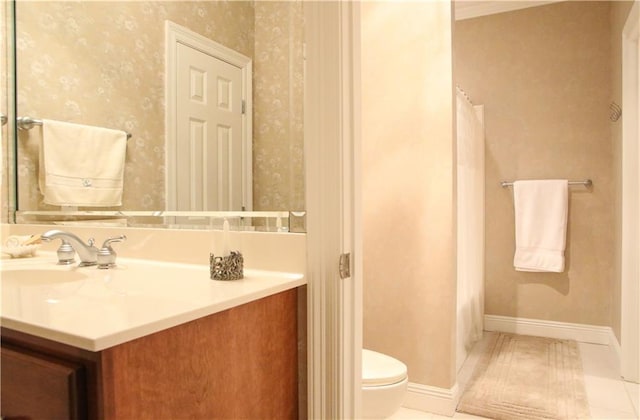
455, 1, 564, 21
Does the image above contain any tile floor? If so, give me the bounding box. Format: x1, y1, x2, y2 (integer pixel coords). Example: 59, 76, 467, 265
391, 332, 640, 420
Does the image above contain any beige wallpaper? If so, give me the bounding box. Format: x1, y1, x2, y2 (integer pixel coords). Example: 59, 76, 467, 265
15, 1, 303, 213
610, 1, 634, 341
253, 1, 305, 211
362, 1, 457, 389
455, 2, 615, 327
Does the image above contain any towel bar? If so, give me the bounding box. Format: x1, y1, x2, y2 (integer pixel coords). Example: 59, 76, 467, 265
501, 179, 592, 188
17, 116, 132, 140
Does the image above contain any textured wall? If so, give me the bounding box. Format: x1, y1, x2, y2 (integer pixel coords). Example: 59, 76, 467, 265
15, 1, 303, 213
455, 2, 615, 327
362, 1, 457, 389
253, 2, 304, 211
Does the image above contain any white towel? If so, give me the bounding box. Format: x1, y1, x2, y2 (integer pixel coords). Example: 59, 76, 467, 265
38, 119, 127, 207
513, 179, 568, 272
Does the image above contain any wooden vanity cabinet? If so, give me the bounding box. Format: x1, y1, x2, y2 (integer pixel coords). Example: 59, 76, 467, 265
1, 343, 88, 419
1, 288, 299, 420
1, 329, 101, 420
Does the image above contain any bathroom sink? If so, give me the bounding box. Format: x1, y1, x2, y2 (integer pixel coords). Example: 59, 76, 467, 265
1, 267, 89, 285
0, 254, 206, 297
0, 254, 212, 305
1, 258, 92, 304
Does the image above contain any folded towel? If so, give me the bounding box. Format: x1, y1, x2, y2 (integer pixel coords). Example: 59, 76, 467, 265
513, 180, 568, 272
38, 119, 127, 207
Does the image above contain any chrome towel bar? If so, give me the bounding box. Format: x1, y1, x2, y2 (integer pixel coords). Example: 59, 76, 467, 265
17, 116, 132, 140
500, 179, 592, 188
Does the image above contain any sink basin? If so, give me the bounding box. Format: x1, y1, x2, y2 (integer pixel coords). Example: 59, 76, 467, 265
0, 254, 209, 302
1, 256, 237, 304
2, 267, 89, 285
1, 262, 91, 306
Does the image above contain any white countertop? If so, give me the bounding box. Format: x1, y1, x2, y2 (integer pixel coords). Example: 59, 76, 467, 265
1, 253, 305, 351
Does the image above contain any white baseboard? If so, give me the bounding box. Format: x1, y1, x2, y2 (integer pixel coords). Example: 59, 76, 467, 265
484, 314, 613, 344
402, 381, 460, 417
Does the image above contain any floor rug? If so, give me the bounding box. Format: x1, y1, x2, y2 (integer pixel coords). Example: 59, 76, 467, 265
457, 332, 590, 419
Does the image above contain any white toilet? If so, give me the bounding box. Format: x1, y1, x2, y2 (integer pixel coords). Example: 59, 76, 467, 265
362, 349, 408, 419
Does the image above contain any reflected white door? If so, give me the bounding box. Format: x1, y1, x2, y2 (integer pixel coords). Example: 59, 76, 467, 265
176, 43, 244, 211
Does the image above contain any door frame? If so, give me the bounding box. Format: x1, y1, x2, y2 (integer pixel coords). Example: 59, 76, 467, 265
621, 0, 640, 383
306, 1, 640, 415
304, 1, 362, 418
165, 21, 253, 211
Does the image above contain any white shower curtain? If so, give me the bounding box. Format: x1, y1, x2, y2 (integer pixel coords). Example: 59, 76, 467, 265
455, 87, 485, 372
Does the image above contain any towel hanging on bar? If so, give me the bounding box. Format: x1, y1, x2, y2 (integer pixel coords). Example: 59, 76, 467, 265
512, 180, 569, 272
38, 119, 127, 207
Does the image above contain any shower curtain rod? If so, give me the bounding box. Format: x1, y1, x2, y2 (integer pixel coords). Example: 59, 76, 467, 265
500, 179, 592, 188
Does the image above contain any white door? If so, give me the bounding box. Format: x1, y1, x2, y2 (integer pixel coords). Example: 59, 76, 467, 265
176, 43, 243, 211
165, 21, 252, 215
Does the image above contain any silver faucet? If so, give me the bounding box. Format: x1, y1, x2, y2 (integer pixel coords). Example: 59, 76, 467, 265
41, 230, 99, 267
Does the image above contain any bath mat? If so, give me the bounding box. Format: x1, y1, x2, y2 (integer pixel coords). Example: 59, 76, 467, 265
457, 332, 590, 420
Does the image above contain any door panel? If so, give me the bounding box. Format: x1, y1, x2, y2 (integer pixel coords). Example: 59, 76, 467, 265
1, 344, 86, 420
176, 43, 243, 212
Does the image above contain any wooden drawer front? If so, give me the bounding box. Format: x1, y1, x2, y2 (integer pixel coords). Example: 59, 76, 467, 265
1, 345, 86, 420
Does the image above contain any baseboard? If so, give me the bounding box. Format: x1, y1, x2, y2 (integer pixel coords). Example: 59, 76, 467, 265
402, 381, 460, 417
484, 314, 612, 344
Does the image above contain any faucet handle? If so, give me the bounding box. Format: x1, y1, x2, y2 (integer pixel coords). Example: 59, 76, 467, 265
97, 235, 126, 269
56, 240, 76, 265
101, 235, 126, 249
41, 234, 75, 265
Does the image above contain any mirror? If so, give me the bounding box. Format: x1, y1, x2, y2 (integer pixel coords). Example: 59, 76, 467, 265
11, 1, 305, 229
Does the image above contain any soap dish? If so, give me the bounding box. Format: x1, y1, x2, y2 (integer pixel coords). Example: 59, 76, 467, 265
210, 251, 244, 281
3, 244, 41, 258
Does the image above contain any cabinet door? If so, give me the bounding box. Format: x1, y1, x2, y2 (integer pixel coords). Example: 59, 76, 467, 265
1, 345, 86, 420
